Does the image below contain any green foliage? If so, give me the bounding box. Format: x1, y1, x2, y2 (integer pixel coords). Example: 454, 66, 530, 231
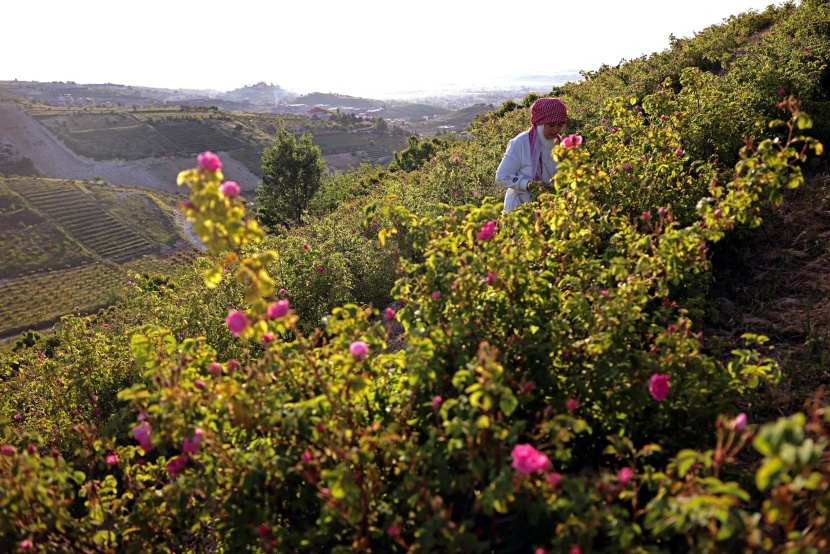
2, 2, 830, 551
256, 127, 326, 230
390, 135, 446, 172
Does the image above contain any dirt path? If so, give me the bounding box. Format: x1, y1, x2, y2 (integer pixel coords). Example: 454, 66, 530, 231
0, 101, 260, 192
175, 212, 207, 251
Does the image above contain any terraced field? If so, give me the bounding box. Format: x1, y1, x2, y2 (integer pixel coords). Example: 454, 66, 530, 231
0, 176, 198, 339
6, 178, 159, 262
151, 119, 245, 154
0, 250, 197, 339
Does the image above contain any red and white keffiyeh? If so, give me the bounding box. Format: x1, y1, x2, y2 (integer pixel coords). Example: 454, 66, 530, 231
528, 98, 567, 181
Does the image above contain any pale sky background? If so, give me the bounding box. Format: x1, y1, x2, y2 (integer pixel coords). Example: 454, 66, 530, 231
2, 0, 787, 98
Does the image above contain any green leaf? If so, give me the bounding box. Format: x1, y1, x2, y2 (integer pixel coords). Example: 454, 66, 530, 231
796, 113, 813, 130
499, 391, 518, 416
204, 263, 224, 289
756, 456, 784, 490
130, 334, 151, 367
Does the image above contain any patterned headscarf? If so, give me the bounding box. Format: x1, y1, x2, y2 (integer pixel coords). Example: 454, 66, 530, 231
528, 98, 567, 181
530, 97, 568, 128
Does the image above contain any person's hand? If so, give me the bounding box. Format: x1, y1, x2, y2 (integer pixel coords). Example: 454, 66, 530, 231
528, 181, 552, 200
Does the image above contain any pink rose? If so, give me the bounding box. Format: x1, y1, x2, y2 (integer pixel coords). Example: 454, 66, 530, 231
642, 211, 651, 220
1, 445, 17, 457
778, 100, 788, 109
218, 181, 240, 198
476, 220, 496, 241
166, 455, 187, 478
193, 379, 205, 390
452, 156, 461, 163
262, 332, 274, 344
267, 299, 290, 319
566, 399, 578, 413
778, 89, 786, 96
226, 310, 249, 336
675, 148, 684, 157
182, 429, 203, 454
19, 540, 33, 550
561, 134, 583, 148
315, 266, 324, 273
303, 243, 309, 250
431, 396, 442, 409
486, 271, 498, 286
431, 291, 441, 299
384, 307, 396, 321
511, 444, 550, 474
279, 288, 287, 295
649, 373, 670, 402
301, 450, 312, 463
388, 524, 400, 537
350, 340, 369, 361
106, 454, 119, 465
209, 362, 222, 376
197, 151, 222, 172
257, 524, 269, 537
548, 472, 562, 487
732, 413, 748, 432
618, 467, 634, 485
132, 422, 153, 453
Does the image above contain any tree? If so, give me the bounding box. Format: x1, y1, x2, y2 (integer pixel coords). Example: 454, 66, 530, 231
256, 127, 325, 230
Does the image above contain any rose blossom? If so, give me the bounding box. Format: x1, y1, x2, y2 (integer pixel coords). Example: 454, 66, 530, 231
431, 396, 442, 409
182, 429, 203, 454
267, 299, 290, 319
732, 413, 748, 432
262, 332, 274, 344
649, 373, 670, 402
106, 454, 119, 465
197, 151, 222, 172
225, 310, 249, 336
166, 455, 187, 478
618, 467, 634, 485
561, 134, 583, 148
218, 181, 240, 198
132, 422, 153, 453
476, 220, 496, 241
566, 399, 578, 413
384, 307, 396, 321
511, 444, 550, 474
350, 340, 369, 361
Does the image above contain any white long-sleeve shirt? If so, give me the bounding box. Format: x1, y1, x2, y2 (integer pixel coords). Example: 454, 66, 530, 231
495, 130, 558, 212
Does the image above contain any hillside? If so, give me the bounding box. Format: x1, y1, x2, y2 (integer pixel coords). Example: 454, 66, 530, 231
1, 1, 829, 552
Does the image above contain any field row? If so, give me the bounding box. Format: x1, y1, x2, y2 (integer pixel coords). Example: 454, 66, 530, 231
6, 179, 159, 262
0, 251, 198, 338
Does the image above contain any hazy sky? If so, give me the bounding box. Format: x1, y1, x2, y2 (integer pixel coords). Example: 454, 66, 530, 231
3, 0, 785, 97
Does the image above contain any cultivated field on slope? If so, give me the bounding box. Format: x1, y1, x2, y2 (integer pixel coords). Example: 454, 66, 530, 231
21, 105, 415, 177
0, 177, 197, 337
